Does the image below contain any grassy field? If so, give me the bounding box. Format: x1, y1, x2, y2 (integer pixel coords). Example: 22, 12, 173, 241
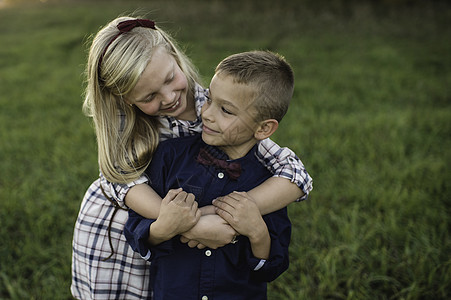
0, 0, 450, 299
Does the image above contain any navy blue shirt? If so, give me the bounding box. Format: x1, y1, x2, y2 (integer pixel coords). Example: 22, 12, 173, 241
124, 134, 291, 300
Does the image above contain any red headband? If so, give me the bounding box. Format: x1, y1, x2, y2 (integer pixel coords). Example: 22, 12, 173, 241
98, 19, 156, 79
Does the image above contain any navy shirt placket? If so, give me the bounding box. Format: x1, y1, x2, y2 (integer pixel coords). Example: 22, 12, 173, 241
199, 248, 215, 300
198, 165, 226, 300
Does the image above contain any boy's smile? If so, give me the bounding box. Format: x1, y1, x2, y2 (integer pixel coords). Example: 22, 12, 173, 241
201, 73, 260, 160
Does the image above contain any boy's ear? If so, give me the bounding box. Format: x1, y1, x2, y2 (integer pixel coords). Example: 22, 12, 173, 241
254, 119, 279, 140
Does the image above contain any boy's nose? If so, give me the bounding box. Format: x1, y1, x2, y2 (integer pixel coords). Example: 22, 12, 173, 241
201, 105, 214, 122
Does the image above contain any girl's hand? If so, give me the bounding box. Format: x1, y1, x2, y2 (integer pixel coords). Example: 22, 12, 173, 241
180, 214, 236, 249
212, 191, 266, 240
149, 188, 201, 244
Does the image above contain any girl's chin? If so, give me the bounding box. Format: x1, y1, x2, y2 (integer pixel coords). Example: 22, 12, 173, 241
174, 102, 197, 120
168, 103, 186, 118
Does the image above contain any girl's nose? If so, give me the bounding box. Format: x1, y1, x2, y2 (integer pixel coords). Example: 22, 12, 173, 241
162, 91, 176, 105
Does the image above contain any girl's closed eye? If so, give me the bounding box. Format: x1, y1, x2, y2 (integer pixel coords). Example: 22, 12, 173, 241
144, 94, 156, 103
165, 72, 174, 84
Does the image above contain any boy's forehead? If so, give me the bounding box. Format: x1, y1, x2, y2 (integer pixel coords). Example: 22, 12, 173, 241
210, 73, 257, 104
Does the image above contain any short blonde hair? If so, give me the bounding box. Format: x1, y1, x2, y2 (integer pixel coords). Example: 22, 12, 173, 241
83, 16, 200, 183
215, 50, 294, 122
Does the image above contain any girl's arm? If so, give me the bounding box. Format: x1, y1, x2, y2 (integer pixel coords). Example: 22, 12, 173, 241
126, 185, 218, 219
124, 188, 200, 261
125, 184, 236, 249
244, 138, 313, 214
99, 171, 149, 209
247, 177, 304, 215
180, 214, 236, 249
125, 183, 162, 219
212, 177, 302, 217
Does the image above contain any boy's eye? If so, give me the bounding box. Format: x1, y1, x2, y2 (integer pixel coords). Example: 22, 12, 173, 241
221, 107, 233, 115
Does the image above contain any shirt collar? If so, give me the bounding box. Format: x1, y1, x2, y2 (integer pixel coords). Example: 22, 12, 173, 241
199, 137, 259, 163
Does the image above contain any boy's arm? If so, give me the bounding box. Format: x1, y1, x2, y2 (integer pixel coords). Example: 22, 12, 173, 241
247, 221, 271, 260
214, 192, 271, 259
214, 191, 291, 282
124, 209, 155, 259
252, 209, 291, 282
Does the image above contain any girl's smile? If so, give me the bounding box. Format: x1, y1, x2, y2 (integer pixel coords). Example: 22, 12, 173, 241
127, 46, 196, 121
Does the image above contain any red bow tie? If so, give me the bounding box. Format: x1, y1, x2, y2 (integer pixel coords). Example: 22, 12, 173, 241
196, 148, 242, 180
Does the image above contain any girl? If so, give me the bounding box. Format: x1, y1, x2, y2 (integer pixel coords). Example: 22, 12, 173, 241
71, 16, 312, 300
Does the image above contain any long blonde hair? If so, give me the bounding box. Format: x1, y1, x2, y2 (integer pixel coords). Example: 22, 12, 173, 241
83, 16, 200, 184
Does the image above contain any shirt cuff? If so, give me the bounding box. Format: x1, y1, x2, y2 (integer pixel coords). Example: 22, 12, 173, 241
141, 249, 152, 261
126, 174, 149, 188
253, 259, 267, 271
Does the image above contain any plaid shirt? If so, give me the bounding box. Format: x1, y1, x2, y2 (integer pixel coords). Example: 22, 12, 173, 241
71, 83, 312, 299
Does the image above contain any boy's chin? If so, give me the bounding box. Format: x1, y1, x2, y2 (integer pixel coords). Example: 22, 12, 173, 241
201, 132, 218, 146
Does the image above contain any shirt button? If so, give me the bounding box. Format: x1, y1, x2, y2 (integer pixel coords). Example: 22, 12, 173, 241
217, 172, 224, 179
202, 296, 208, 300
205, 250, 212, 256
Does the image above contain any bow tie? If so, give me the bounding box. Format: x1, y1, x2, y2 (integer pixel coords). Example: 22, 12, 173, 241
196, 147, 242, 180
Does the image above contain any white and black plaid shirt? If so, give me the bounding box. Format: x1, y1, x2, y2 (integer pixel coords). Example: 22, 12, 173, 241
71, 83, 313, 299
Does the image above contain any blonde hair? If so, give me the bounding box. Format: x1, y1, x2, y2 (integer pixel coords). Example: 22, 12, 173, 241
215, 50, 294, 122
83, 16, 200, 184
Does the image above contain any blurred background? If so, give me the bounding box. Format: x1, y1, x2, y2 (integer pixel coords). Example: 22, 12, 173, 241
0, 0, 450, 299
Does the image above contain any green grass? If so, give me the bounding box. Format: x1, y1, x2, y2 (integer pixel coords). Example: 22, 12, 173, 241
0, 0, 450, 299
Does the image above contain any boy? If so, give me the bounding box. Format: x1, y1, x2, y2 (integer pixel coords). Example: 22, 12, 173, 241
125, 50, 299, 299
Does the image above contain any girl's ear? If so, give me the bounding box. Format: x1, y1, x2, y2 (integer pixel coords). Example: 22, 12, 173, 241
254, 119, 279, 140
124, 99, 134, 107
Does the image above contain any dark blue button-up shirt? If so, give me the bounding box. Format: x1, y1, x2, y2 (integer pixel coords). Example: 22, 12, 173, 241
124, 134, 291, 300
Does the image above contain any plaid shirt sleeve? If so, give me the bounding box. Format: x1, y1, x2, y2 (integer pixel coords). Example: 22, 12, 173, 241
256, 138, 313, 201
98, 172, 149, 209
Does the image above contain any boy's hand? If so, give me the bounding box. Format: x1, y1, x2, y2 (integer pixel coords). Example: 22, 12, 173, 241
150, 188, 201, 243
180, 214, 236, 249
212, 191, 266, 241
